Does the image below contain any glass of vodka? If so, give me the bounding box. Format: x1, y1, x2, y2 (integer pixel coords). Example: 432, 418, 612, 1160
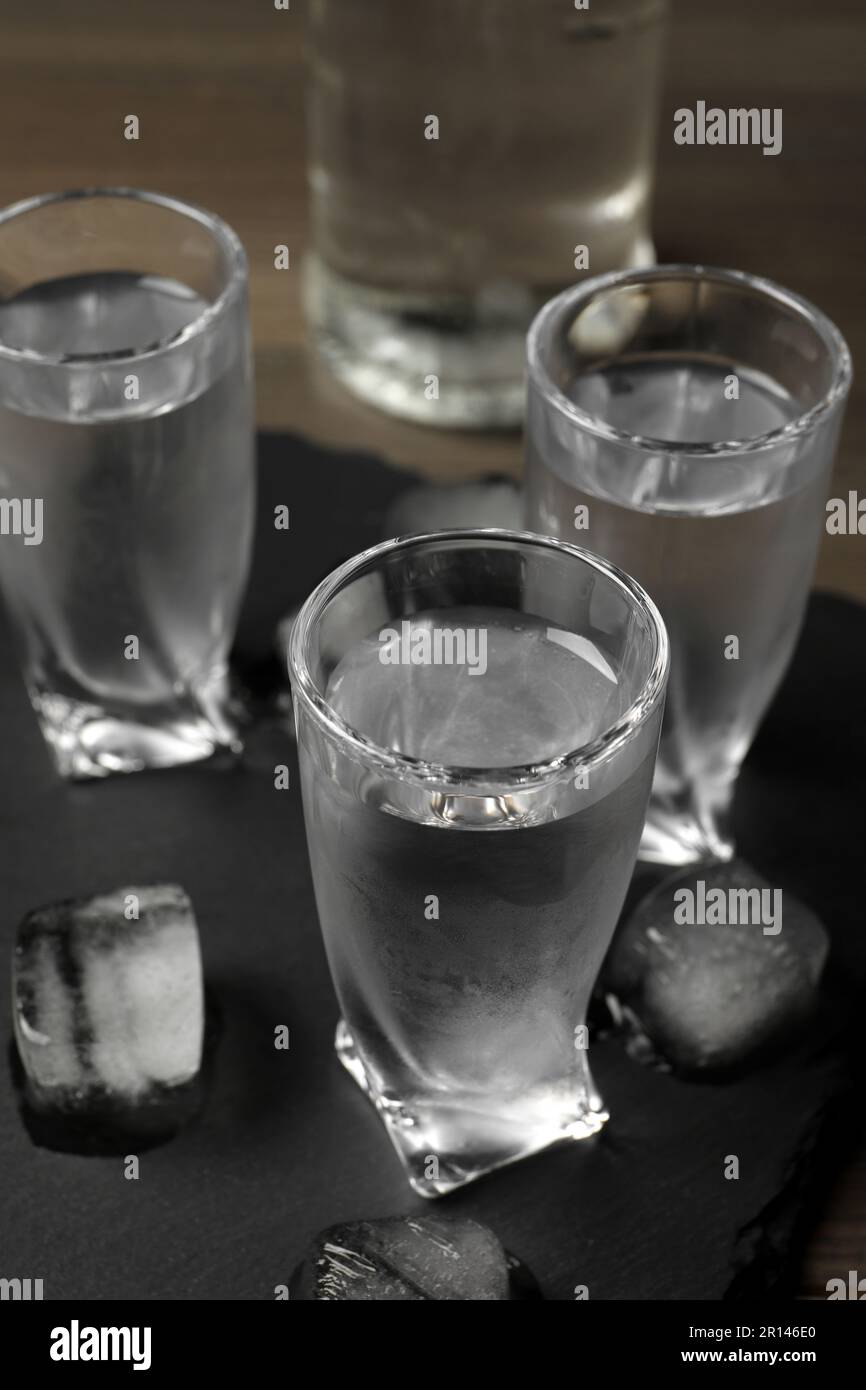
525, 265, 852, 864
303, 0, 669, 428
0, 189, 255, 778
289, 529, 668, 1194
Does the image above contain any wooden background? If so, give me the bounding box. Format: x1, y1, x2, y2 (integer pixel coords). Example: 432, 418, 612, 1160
0, 0, 863, 1297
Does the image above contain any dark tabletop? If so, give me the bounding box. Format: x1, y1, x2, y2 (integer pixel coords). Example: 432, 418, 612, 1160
0, 0, 863, 1297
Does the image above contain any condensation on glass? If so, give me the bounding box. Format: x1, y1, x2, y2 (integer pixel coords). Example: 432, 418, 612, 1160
0, 188, 255, 778
525, 265, 852, 864
289, 529, 668, 1194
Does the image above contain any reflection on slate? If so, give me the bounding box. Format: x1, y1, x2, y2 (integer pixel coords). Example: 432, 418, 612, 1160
0, 432, 863, 1300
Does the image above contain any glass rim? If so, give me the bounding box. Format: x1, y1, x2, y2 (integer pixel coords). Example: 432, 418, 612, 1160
0, 186, 247, 368
526, 264, 853, 459
288, 527, 670, 793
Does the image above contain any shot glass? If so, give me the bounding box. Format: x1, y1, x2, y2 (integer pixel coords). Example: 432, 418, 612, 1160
289, 529, 668, 1195
0, 188, 255, 778
304, 0, 669, 427
525, 266, 852, 865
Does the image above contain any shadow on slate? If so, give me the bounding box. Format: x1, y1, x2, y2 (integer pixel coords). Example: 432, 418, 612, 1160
0, 431, 862, 1300
233, 432, 410, 697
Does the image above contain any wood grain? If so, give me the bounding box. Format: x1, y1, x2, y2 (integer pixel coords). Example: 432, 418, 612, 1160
0, 0, 863, 1298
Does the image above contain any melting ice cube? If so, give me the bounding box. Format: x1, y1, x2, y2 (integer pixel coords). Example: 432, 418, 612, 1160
290, 1215, 540, 1300
603, 860, 828, 1074
12, 883, 205, 1149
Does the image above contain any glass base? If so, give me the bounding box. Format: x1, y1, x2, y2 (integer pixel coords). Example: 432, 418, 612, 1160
335, 1019, 607, 1198
304, 244, 655, 430
30, 689, 243, 780
639, 793, 735, 866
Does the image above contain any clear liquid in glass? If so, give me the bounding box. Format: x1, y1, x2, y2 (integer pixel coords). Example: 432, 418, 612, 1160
305, 0, 668, 426
526, 357, 832, 862
0, 271, 254, 776
299, 606, 657, 1193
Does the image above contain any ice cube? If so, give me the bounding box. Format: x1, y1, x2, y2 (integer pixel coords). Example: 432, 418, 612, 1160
603, 860, 828, 1075
290, 1215, 539, 1300
383, 478, 522, 539
12, 884, 204, 1148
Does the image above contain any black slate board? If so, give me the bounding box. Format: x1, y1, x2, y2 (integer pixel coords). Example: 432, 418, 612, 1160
0, 432, 863, 1301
